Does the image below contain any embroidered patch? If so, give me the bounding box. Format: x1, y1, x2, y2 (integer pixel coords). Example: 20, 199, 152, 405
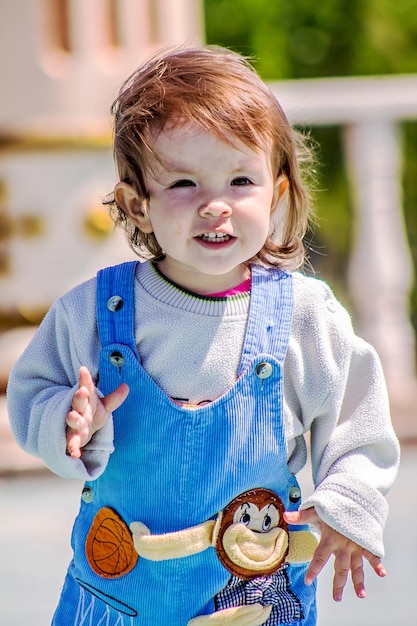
85, 507, 138, 578
215, 488, 289, 580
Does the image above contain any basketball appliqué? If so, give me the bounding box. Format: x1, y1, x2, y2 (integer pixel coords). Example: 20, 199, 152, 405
86, 507, 138, 578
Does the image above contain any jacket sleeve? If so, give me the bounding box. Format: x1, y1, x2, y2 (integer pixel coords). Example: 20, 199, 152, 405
6, 279, 114, 480
285, 273, 400, 557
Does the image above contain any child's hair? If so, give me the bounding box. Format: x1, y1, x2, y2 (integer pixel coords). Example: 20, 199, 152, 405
107, 45, 315, 269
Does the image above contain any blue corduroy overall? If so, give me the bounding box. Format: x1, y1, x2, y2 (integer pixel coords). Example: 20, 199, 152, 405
52, 261, 317, 625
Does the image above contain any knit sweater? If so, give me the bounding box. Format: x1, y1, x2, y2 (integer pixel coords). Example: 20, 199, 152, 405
7, 261, 400, 557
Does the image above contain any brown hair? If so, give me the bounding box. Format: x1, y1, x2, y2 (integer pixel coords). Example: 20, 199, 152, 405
107, 45, 315, 269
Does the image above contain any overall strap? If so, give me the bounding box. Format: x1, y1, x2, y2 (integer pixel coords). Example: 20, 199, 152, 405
96, 261, 139, 352
238, 264, 293, 375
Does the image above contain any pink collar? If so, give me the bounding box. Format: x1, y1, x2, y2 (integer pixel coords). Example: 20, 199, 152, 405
207, 277, 251, 298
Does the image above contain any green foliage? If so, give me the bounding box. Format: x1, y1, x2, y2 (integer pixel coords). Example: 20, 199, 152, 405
205, 0, 417, 78
403, 121, 417, 331
205, 0, 417, 326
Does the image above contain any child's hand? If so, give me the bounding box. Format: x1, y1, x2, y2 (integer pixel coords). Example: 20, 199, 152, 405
284, 508, 386, 602
66, 366, 129, 459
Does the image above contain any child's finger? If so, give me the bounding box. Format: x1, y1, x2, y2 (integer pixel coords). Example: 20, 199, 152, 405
363, 550, 386, 577
71, 388, 89, 414
66, 409, 84, 430
102, 383, 130, 414
304, 546, 330, 585
78, 366, 95, 392
66, 431, 82, 459
332, 552, 351, 602
284, 507, 319, 526
350, 551, 366, 599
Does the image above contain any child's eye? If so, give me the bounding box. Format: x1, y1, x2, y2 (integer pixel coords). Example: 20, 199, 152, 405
231, 177, 252, 186
169, 179, 196, 188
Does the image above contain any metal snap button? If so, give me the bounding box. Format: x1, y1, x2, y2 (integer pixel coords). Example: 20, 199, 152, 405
109, 351, 125, 368
255, 361, 273, 380
289, 486, 301, 504
81, 486, 94, 503
107, 295, 124, 312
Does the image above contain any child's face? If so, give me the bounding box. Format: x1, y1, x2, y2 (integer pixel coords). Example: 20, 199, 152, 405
117, 121, 284, 294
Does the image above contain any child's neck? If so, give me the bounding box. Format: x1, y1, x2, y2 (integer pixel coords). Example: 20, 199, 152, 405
153, 261, 251, 297
154, 260, 251, 297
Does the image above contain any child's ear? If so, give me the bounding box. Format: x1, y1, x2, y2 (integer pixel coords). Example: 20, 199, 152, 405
114, 182, 153, 234
271, 173, 289, 211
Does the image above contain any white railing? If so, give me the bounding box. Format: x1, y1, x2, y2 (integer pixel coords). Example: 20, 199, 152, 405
270, 74, 417, 408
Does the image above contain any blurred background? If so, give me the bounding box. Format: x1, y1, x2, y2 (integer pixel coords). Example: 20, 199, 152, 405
0, 1, 416, 624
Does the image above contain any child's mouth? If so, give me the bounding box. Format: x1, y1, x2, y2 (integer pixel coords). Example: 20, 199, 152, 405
198, 232, 232, 243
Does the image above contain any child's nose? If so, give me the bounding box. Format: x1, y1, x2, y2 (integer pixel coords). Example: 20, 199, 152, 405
198, 199, 232, 218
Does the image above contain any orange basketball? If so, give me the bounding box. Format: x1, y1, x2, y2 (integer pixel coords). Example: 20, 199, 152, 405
86, 507, 138, 578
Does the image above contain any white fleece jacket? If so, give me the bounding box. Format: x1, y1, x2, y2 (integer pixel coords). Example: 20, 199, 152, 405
7, 261, 400, 558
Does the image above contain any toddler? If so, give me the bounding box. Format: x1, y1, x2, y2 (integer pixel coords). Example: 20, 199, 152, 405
7, 45, 400, 626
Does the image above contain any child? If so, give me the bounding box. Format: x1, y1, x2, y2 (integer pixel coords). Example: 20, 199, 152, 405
7, 46, 400, 626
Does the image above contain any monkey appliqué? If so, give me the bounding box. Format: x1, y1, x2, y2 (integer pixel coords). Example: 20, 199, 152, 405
213, 489, 314, 625
129, 488, 317, 625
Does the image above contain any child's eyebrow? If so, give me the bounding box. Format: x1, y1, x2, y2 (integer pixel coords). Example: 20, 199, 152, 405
160, 157, 262, 175
153, 156, 192, 173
